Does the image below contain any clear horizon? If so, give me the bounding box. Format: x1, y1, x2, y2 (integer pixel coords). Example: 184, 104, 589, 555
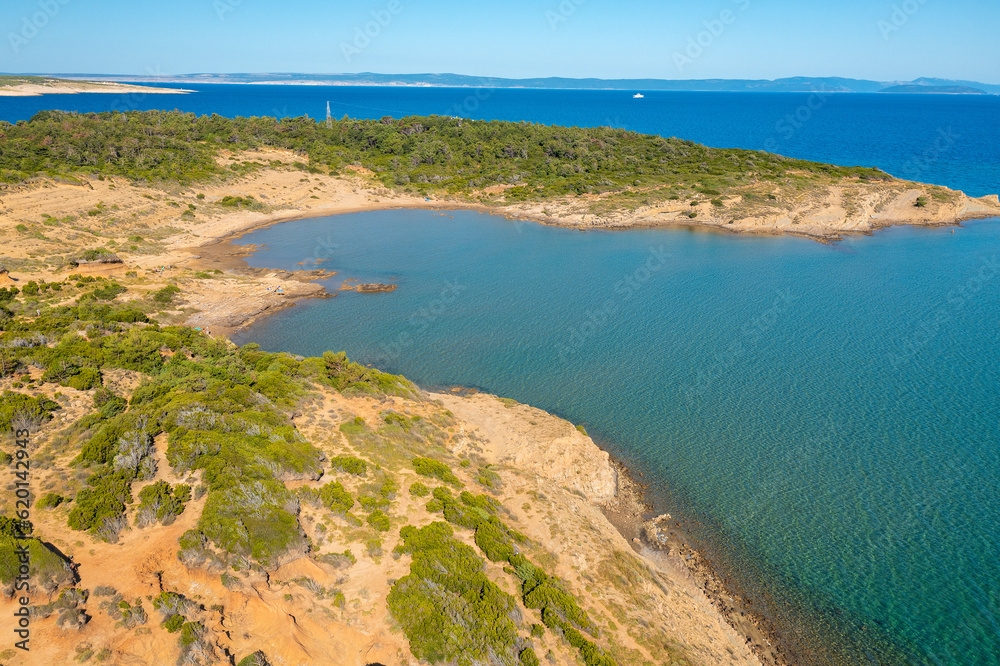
3, 0, 998, 83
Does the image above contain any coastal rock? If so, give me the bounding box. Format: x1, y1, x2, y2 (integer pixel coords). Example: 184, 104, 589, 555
342, 282, 398, 293
435, 392, 618, 503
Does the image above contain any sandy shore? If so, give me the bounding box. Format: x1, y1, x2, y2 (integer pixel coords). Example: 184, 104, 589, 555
2, 147, 997, 336
0, 80, 191, 97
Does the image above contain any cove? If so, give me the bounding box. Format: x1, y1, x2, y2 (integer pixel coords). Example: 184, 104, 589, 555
232, 208, 1000, 665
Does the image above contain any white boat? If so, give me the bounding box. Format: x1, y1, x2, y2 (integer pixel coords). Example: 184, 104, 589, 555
633, 93, 645, 99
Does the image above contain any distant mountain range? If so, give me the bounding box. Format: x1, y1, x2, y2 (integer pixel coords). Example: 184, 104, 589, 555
878, 84, 987, 94
41, 73, 1000, 94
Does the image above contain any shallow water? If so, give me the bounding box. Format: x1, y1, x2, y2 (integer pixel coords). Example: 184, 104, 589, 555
233, 209, 1000, 665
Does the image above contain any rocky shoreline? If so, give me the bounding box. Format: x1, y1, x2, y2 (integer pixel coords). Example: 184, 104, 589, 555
600, 457, 790, 666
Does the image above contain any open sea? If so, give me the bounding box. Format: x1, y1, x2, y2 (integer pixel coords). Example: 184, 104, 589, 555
4, 84, 998, 665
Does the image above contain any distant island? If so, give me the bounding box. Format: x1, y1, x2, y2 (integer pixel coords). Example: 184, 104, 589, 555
31, 71, 1000, 94
878, 84, 988, 94
0, 75, 190, 97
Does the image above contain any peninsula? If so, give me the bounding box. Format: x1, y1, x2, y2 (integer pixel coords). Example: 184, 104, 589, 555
0, 109, 997, 666
0, 76, 190, 97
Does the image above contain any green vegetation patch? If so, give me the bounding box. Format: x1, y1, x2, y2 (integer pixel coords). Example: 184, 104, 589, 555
0, 517, 74, 593
329, 454, 367, 476
0, 392, 59, 431
319, 351, 415, 397
135, 481, 191, 528
0, 110, 892, 202
412, 457, 461, 486
388, 522, 523, 665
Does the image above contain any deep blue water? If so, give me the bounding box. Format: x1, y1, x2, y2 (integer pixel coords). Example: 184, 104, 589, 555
5, 86, 1000, 663
1, 84, 998, 197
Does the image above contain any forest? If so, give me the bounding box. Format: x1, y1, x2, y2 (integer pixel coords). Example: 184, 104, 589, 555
0, 110, 891, 202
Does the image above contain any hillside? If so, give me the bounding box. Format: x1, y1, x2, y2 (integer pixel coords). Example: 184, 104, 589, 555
56, 73, 1000, 94
0, 289, 763, 665
878, 85, 987, 94
2, 110, 998, 243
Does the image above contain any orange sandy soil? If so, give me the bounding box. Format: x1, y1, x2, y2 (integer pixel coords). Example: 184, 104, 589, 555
0, 373, 764, 665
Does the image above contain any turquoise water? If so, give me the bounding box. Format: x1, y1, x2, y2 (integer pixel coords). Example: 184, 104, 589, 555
233, 209, 1000, 665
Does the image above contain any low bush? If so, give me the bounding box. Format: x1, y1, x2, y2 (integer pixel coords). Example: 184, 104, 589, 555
366, 509, 391, 532
135, 481, 191, 527
412, 457, 461, 486
153, 285, 181, 304
0, 392, 59, 431
330, 455, 367, 476
388, 522, 522, 664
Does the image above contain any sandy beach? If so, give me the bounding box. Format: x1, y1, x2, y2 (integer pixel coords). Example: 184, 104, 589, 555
0, 79, 191, 97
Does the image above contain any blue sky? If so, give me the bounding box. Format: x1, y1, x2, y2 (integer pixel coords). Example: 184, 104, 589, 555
3, 0, 998, 82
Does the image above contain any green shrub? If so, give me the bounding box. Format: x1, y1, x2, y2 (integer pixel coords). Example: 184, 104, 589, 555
135, 481, 191, 527
91, 282, 126, 300
199, 479, 304, 567
219, 195, 260, 209
322, 351, 414, 396
152, 285, 181, 304
93, 388, 127, 418
409, 482, 430, 497
520, 648, 541, 666
36, 493, 65, 509
0, 391, 59, 431
475, 518, 515, 562
412, 457, 461, 486
388, 522, 522, 664
67, 469, 133, 537
163, 614, 185, 633
366, 509, 391, 532
318, 482, 354, 515
0, 531, 74, 589
476, 466, 502, 492
330, 455, 367, 476
237, 651, 270, 666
